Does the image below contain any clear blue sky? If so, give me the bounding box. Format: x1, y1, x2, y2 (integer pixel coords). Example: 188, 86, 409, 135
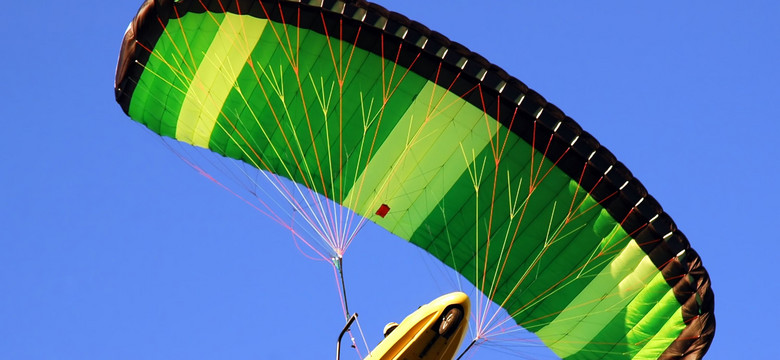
2, 1, 779, 359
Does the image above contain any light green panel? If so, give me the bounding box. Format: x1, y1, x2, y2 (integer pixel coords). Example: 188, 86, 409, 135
632, 306, 686, 359
177, 14, 269, 148
344, 81, 499, 237
536, 240, 658, 358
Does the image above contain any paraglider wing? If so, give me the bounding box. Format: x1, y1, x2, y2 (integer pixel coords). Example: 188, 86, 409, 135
115, 1, 714, 359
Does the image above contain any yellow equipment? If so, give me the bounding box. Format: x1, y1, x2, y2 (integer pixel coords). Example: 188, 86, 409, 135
365, 292, 470, 360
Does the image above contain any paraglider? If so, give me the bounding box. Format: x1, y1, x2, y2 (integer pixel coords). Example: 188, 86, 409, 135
114, 0, 714, 359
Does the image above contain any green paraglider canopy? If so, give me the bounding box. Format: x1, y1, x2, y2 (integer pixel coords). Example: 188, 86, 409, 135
115, 1, 714, 358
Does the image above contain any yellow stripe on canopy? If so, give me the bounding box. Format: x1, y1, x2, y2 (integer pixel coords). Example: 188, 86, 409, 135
345, 81, 499, 239
176, 14, 268, 148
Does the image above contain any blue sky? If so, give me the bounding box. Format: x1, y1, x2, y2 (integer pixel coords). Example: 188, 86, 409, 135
2, 1, 779, 359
